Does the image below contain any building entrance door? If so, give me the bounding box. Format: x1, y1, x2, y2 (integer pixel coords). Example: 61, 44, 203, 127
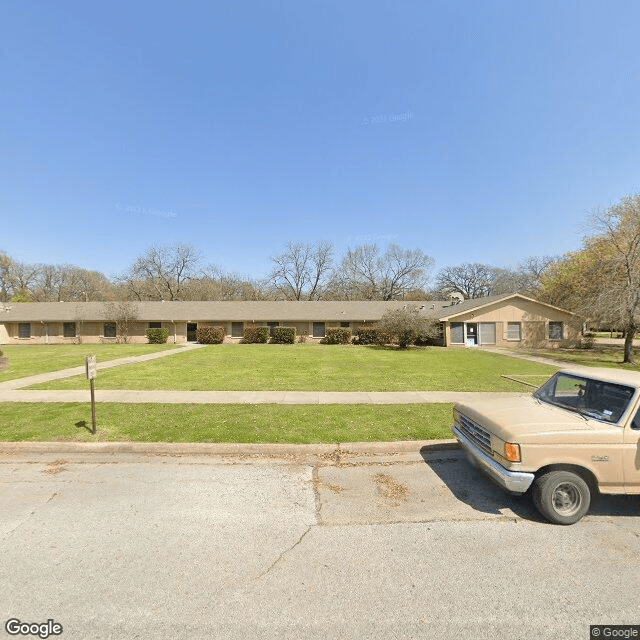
466, 323, 478, 345
187, 323, 198, 342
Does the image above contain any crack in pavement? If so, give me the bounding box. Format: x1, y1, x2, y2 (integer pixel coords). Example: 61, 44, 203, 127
3, 490, 60, 540
252, 525, 313, 582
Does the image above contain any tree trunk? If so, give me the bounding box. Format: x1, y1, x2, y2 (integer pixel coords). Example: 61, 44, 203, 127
623, 325, 637, 364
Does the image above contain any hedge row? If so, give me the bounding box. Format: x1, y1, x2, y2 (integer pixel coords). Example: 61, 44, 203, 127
324, 328, 352, 344
190, 325, 439, 346
353, 327, 390, 346
272, 327, 296, 344
146, 328, 169, 344
242, 326, 270, 344
196, 326, 226, 344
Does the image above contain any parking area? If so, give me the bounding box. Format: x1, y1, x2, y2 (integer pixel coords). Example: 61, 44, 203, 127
2, 447, 640, 639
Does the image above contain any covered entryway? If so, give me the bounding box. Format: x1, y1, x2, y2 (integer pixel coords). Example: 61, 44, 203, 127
187, 323, 198, 342
466, 323, 477, 345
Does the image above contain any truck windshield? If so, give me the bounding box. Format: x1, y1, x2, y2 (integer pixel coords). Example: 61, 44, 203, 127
533, 373, 635, 424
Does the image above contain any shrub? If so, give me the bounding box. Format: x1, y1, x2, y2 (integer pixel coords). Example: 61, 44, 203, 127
146, 328, 169, 344
414, 321, 445, 346
271, 326, 296, 344
354, 327, 390, 346
196, 326, 226, 344
580, 332, 596, 349
242, 326, 269, 344
379, 306, 441, 348
414, 332, 444, 347
324, 328, 352, 345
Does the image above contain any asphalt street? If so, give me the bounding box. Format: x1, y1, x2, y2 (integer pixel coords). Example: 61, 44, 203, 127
2, 447, 639, 640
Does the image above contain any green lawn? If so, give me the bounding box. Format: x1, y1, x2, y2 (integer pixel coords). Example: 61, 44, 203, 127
29, 344, 558, 392
0, 402, 454, 443
0, 343, 181, 381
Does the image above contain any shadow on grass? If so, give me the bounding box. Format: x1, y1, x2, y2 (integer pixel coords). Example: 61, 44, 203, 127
75, 420, 96, 435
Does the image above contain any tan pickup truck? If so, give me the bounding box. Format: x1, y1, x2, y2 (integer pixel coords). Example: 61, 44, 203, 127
452, 367, 640, 524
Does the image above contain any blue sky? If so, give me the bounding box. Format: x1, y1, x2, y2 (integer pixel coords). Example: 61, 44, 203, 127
2, 0, 640, 282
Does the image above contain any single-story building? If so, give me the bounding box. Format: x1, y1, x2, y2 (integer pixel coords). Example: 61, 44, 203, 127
0, 293, 577, 347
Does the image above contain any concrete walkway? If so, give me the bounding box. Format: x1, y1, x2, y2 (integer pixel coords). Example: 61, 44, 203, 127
0, 342, 205, 390
481, 346, 568, 367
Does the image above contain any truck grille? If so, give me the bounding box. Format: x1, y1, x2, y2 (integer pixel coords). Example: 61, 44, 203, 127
457, 413, 492, 456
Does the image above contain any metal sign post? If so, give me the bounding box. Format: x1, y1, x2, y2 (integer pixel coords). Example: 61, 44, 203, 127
85, 355, 97, 434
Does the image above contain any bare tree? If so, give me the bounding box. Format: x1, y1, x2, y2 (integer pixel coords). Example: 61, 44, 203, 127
0, 252, 15, 302
513, 255, 560, 296
541, 195, 640, 364
186, 265, 268, 301
335, 244, 434, 301
104, 301, 140, 343
268, 241, 334, 300
119, 243, 202, 301
434, 263, 497, 299
585, 197, 640, 363
6, 260, 40, 300
435, 257, 560, 300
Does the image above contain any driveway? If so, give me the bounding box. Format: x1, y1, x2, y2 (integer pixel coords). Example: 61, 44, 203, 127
2, 446, 639, 640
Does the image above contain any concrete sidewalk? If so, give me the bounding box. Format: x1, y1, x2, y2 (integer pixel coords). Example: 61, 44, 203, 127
0, 388, 527, 404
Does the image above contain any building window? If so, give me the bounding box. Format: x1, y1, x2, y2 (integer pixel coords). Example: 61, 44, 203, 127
267, 321, 279, 337
104, 322, 117, 338
231, 322, 244, 338
340, 321, 350, 328
63, 322, 76, 338
149, 322, 162, 329
549, 322, 563, 340
450, 322, 464, 344
479, 322, 496, 345
312, 322, 326, 338
507, 322, 521, 341
18, 323, 31, 339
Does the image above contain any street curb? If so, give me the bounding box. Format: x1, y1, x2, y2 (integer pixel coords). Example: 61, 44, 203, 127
0, 438, 460, 458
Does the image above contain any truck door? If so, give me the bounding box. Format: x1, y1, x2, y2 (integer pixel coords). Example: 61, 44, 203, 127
624, 406, 640, 492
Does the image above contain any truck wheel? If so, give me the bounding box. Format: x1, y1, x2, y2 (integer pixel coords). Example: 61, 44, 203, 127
532, 470, 591, 525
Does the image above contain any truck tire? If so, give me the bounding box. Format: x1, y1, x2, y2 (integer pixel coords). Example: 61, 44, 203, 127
532, 470, 591, 525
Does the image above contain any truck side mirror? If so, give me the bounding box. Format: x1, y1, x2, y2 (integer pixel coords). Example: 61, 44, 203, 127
632, 411, 640, 431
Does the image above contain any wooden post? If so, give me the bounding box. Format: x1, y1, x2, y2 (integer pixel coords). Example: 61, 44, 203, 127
85, 355, 97, 434
89, 378, 97, 434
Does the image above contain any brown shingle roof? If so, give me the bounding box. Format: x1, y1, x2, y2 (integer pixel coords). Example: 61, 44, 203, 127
0, 300, 441, 322
0, 294, 573, 323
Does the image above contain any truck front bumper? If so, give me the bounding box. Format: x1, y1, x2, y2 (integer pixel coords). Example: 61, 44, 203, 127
452, 424, 535, 495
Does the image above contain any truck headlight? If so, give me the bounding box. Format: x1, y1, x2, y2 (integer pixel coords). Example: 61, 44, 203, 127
504, 443, 521, 462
